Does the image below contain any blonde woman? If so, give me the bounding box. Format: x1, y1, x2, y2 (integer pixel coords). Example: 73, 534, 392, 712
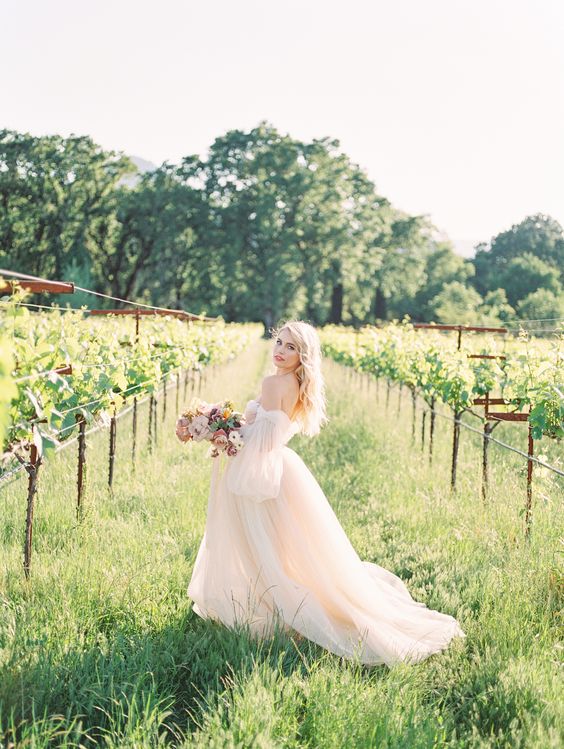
186, 320, 466, 667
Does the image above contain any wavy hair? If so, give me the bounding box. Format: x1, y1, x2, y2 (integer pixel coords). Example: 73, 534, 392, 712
268, 320, 329, 437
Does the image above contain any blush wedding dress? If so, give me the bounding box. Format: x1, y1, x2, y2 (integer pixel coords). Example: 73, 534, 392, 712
187, 398, 466, 667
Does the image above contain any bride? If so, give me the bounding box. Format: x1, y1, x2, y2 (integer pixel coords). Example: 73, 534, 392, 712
183, 320, 466, 667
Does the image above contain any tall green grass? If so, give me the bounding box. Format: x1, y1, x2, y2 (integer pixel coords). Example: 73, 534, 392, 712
0, 341, 561, 747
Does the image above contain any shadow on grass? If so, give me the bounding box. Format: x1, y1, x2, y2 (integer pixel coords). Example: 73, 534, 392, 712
0, 604, 388, 747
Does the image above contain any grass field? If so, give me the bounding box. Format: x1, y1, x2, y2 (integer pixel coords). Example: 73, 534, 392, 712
0, 339, 562, 748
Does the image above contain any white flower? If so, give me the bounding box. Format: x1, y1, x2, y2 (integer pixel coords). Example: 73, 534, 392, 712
229, 430, 244, 448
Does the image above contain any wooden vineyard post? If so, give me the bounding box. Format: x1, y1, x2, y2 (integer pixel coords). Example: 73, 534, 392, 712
148, 394, 154, 453
480, 392, 492, 503
176, 372, 180, 414
474, 393, 512, 505
153, 392, 158, 447
482, 420, 494, 503
375, 377, 380, 404
525, 418, 534, 539
450, 327, 463, 490
76, 415, 87, 521
183, 369, 189, 400
411, 388, 417, 444
421, 408, 426, 452
132, 397, 138, 467
451, 409, 463, 491
132, 309, 140, 468
23, 435, 42, 579
162, 374, 167, 422
108, 401, 117, 489
385, 379, 391, 411
429, 396, 436, 465
481, 402, 535, 538
19, 361, 73, 573
397, 383, 403, 416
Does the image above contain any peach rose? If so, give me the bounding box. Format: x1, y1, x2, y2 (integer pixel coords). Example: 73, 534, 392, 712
211, 428, 228, 448
175, 416, 193, 442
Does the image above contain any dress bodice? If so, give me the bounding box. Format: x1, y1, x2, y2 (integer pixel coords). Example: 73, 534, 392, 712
222, 398, 299, 502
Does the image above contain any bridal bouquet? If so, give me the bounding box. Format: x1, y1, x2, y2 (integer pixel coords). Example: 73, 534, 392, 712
175, 397, 246, 458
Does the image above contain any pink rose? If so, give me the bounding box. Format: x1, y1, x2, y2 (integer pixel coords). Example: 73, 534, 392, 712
226, 443, 238, 456
189, 414, 211, 442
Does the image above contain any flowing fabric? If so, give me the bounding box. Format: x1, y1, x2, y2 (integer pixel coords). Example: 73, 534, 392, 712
187, 399, 466, 667
225, 406, 289, 502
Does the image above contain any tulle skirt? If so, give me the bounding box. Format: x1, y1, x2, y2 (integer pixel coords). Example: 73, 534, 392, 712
187, 446, 466, 667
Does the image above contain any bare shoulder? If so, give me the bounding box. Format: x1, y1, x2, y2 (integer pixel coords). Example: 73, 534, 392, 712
261, 374, 298, 395
260, 373, 299, 411
261, 375, 287, 396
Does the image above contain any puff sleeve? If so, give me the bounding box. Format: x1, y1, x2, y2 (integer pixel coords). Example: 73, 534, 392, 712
225, 408, 288, 502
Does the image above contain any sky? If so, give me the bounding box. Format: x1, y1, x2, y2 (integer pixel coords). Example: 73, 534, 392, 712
3, 0, 564, 256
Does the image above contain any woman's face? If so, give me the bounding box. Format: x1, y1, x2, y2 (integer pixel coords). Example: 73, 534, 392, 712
273, 328, 300, 373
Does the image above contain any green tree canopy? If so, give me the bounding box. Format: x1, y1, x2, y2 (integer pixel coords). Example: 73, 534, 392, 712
497, 252, 562, 308
428, 280, 484, 325
5, 124, 558, 330
0, 128, 135, 289
516, 288, 564, 322
473, 213, 564, 295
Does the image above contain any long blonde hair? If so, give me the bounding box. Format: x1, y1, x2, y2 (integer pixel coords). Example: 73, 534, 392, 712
269, 320, 329, 437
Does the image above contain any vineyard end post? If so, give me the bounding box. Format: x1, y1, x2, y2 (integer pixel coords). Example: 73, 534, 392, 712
524, 418, 534, 539
76, 414, 87, 522
108, 401, 117, 490
23, 438, 42, 580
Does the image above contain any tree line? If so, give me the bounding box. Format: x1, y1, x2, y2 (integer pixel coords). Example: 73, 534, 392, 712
1, 123, 562, 330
